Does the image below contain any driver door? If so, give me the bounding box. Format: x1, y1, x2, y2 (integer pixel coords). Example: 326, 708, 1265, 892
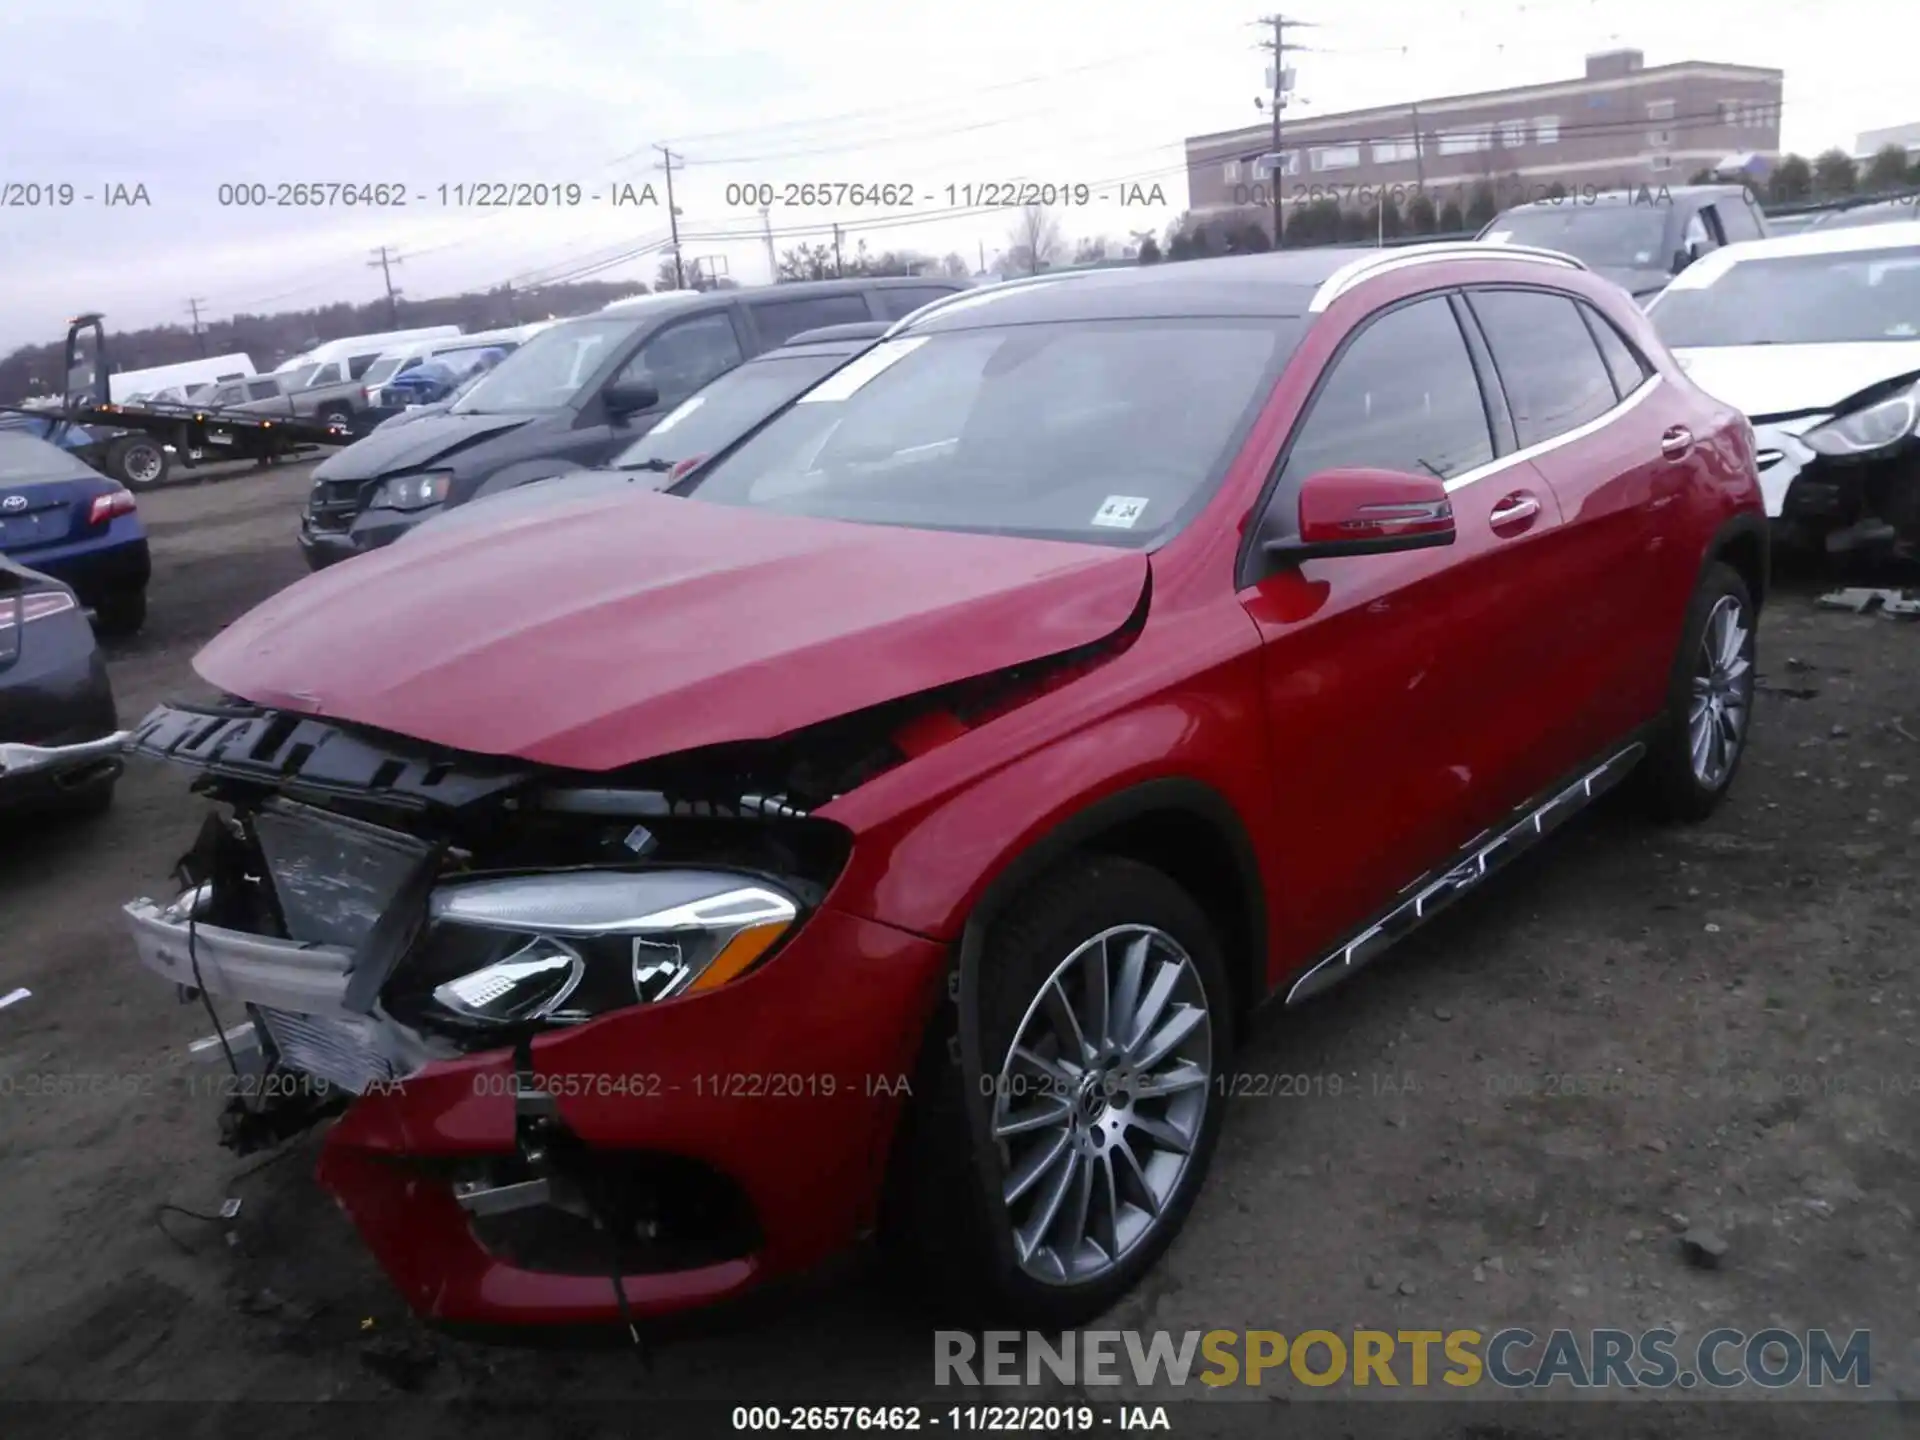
565, 310, 748, 468
1239, 292, 1568, 962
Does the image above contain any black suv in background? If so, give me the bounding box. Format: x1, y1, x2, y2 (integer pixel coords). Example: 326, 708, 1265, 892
1478, 184, 1770, 304
298, 276, 965, 568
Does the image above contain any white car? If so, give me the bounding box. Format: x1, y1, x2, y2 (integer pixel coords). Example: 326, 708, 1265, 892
1647, 219, 1920, 555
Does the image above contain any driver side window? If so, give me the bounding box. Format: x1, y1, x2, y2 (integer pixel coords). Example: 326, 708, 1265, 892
613, 312, 744, 410
1277, 296, 1494, 490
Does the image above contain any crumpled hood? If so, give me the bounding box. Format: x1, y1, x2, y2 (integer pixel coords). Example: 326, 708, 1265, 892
313, 411, 540, 481
194, 490, 1149, 771
1670, 342, 1920, 420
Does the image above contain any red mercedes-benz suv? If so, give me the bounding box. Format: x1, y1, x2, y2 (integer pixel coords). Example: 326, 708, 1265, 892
121, 244, 1765, 1330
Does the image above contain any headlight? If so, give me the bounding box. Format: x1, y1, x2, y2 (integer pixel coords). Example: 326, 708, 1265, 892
1803, 383, 1920, 457
372, 471, 453, 511
405, 870, 800, 1033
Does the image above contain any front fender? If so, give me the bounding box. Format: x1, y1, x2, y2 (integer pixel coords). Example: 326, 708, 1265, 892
820, 644, 1281, 953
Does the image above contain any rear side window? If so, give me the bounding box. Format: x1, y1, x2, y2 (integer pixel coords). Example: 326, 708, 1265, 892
749, 293, 874, 345
1578, 303, 1652, 399
1711, 198, 1763, 243
1469, 289, 1618, 448
1279, 296, 1494, 485
875, 286, 960, 321
247, 379, 282, 400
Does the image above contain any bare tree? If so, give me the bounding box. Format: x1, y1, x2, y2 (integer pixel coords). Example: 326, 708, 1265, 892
1007, 205, 1064, 275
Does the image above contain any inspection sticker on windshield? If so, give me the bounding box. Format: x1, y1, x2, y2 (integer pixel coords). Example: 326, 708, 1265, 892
1092, 495, 1150, 529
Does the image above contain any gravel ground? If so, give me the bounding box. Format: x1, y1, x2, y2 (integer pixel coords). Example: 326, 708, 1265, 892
0, 467, 1916, 1438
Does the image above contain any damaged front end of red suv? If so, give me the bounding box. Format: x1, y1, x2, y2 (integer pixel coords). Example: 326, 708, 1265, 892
118, 488, 1149, 1326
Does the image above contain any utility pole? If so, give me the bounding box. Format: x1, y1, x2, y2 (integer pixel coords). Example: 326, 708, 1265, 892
759, 205, 777, 281
1411, 101, 1425, 186
185, 297, 208, 356
1257, 14, 1312, 247
501, 281, 519, 322
368, 247, 403, 325
832, 224, 845, 277
655, 146, 685, 289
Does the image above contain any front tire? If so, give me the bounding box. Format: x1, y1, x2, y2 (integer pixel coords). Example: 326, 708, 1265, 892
1636, 562, 1755, 822
884, 856, 1233, 1327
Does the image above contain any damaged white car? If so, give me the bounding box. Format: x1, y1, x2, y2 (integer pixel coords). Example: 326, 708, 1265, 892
1647, 219, 1920, 556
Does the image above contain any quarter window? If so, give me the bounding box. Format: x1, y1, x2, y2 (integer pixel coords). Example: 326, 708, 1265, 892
1278, 297, 1494, 487
749, 293, 874, 345
876, 286, 961, 321
1470, 290, 1618, 448
1578, 303, 1653, 399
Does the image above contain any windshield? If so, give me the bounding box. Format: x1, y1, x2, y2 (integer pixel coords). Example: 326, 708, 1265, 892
1485, 204, 1671, 270
452, 319, 636, 415
611, 351, 855, 470
285, 363, 321, 390
1652, 246, 1920, 346
680, 318, 1301, 546
361, 356, 407, 385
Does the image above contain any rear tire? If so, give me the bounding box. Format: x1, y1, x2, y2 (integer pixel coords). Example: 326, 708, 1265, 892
882, 856, 1232, 1327
106, 435, 168, 489
92, 589, 147, 638
1635, 562, 1755, 822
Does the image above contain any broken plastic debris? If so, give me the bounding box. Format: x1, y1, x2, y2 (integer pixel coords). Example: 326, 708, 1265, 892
1817, 588, 1920, 617
0, 987, 29, 1011
219, 1198, 242, 1220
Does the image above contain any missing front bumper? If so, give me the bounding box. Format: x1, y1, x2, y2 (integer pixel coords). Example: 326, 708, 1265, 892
122, 888, 453, 1093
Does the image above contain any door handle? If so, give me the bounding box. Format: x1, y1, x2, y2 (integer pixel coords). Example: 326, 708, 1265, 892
1660, 425, 1694, 459
1488, 491, 1541, 533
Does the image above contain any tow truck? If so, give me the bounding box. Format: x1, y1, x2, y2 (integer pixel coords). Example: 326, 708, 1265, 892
0, 313, 356, 489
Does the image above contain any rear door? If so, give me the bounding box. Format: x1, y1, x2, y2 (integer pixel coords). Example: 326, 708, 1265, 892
1238, 292, 1568, 959
1463, 285, 1678, 772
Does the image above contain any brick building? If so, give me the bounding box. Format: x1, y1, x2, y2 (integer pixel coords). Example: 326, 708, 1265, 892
1184, 49, 1783, 224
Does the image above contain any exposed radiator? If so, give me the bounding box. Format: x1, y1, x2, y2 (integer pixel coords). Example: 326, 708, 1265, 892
255, 1006, 398, 1095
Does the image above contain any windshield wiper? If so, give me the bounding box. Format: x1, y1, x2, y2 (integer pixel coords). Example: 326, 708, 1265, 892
617, 456, 675, 472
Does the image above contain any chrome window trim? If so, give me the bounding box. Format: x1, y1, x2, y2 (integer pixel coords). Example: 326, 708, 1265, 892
1308, 244, 1588, 313
1443, 373, 1664, 494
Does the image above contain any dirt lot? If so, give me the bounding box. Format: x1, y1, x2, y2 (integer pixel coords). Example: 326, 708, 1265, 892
0, 466, 1916, 1437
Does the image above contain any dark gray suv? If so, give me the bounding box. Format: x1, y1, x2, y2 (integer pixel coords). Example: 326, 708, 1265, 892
298, 276, 966, 568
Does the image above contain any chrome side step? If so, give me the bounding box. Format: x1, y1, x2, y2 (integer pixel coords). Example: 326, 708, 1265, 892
1284, 742, 1646, 1007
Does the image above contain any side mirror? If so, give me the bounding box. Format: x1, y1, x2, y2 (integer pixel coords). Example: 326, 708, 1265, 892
602, 378, 660, 418
1262, 467, 1456, 565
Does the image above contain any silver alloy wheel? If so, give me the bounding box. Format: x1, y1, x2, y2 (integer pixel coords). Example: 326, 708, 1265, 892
992, 924, 1214, 1285
123, 444, 164, 486
1688, 594, 1752, 788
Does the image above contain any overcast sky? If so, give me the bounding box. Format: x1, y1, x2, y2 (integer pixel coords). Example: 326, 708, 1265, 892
0, 0, 1910, 354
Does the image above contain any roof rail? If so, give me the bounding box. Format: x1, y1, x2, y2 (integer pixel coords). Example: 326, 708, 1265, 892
1307, 242, 1587, 312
